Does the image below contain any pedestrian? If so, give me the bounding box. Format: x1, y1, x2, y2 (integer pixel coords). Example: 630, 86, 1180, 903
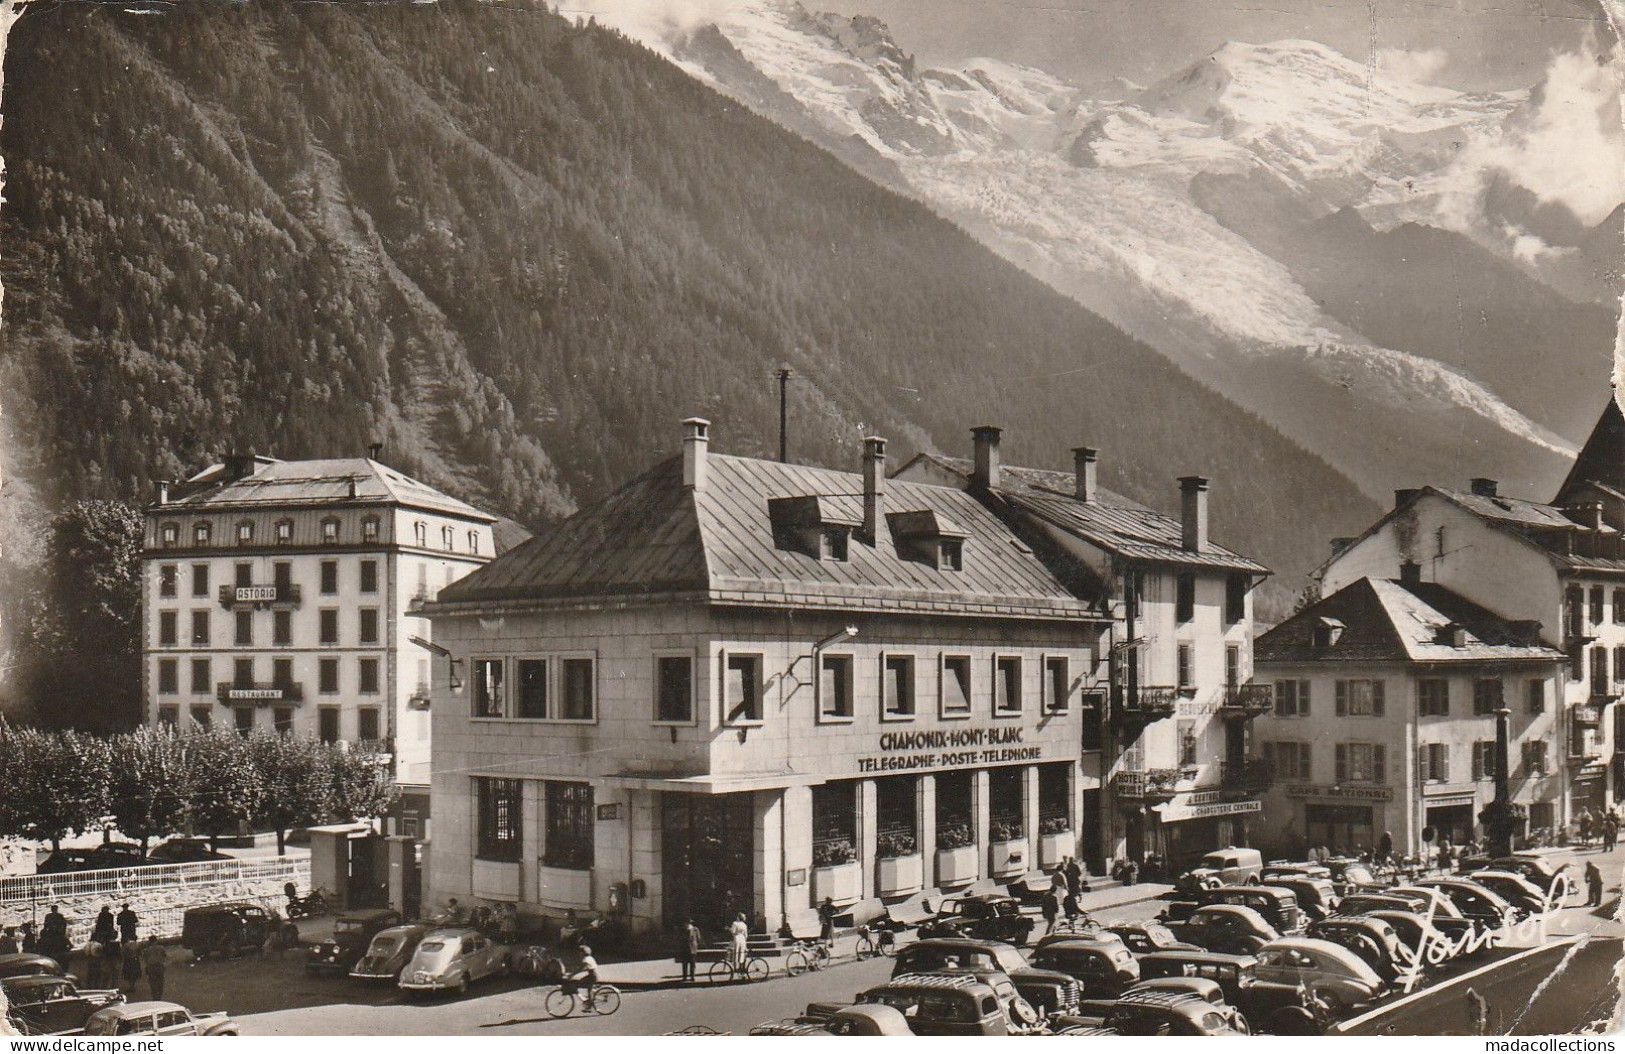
117, 904, 138, 944
676, 918, 700, 983
444, 897, 466, 925
1579, 809, 1595, 848
40, 906, 68, 964
1437, 837, 1453, 871
139, 936, 167, 1000
0, 928, 17, 956
1606, 815, 1619, 852
19, 923, 36, 955
1062, 884, 1084, 923
102, 938, 122, 989
91, 906, 116, 946
817, 897, 837, 945
1586, 861, 1604, 906
1065, 856, 1084, 894
498, 902, 518, 945
84, 938, 104, 988
1378, 830, 1393, 864
120, 942, 142, 994
727, 913, 749, 971
1041, 886, 1061, 934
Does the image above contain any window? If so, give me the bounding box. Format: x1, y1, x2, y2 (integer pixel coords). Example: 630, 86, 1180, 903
475, 777, 522, 862
160, 523, 179, 548
319, 609, 339, 645
821, 529, 848, 562
940, 539, 964, 571
517, 659, 549, 719
358, 708, 380, 742
989, 656, 1020, 716
1527, 679, 1546, 714
940, 655, 971, 717
1615, 589, 1625, 624
1081, 691, 1105, 752
191, 706, 213, 730
157, 659, 178, 694
1044, 657, 1069, 713
1125, 571, 1145, 621
273, 658, 293, 690
275, 520, 293, 545
1593, 646, 1611, 695
190, 611, 211, 646
237, 521, 254, 544
273, 707, 294, 734
876, 776, 917, 855
1616, 646, 1625, 684
235, 609, 253, 647
360, 560, 378, 593
989, 768, 1024, 840
654, 656, 693, 723
234, 562, 252, 588
1473, 678, 1504, 715
191, 564, 209, 598
359, 608, 379, 645
159, 565, 177, 598
442, 526, 455, 552
234, 708, 254, 735
273, 562, 292, 591
318, 708, 340, 743
1226, 574, 1247, 624
193, 521, 212, 547
1263, 741, 1311, 780
320, 561, 338, 595
158, 706, 179, 727
414, 522, 428, 548
1418, 743, 1450, 782
1471, 740, 1497, 781
321, 518, 339, 544
362, 517, 380, 544
1225, 645, 1240, 687
233, 657, 254, 687
473, 659, 505, 718
561, 658, 595, 721
1335, 679, 1384, 716
1418, 678, 1450, 717
319, 659, 339, 694
1522, 740, 1547, 777
1038, 764, 1070, 831
468, 530, 481, 556
1436, 527, 1447, 559
273, 609, 292, 646
812, 654, 851, 721
725, 654, 763, 723
1274, 680, 1311, 716
1176, 574, 1196, 623
190, 658, 210, 694
1592, 585, 1606, 626
1177, 644, 1195, 690
544, 781, 594, 869
158, 611, 178, 647
1335, 742, 1385, 783
1177, 719, 1197, 766
359, 658, 380, 694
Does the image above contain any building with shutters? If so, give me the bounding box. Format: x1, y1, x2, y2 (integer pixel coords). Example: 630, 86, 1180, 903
141, 452, 504, 835
1252, 573, 1567, 856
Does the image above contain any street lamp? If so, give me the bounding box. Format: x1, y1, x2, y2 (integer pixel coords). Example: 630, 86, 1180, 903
407, 634, 465, 696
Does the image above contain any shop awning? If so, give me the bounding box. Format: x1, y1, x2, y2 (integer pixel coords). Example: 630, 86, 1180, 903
601, 771, 829, 795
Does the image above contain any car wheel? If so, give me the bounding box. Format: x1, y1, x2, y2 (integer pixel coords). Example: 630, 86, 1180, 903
456, 973, 470, 997
1246, 875, 1262, 886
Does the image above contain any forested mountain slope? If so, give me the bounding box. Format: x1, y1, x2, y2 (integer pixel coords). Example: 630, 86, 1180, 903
0, 0, 1377, 622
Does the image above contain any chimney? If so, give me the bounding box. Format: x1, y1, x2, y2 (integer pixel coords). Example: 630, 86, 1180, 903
224, 452, 256, 481
1179, 476, 1209, 552
1564, 501, 1605, 531
1400, 560, 1422, 585
682, 418, 710, 490
1471, 477, 1499, 497
863, 436, 887, 543
1073, 447, 1098, 503
1329, 537, 1355, 557
347, 478, 359, 500
156, 480, 171, 506
367, 441, 383, 461
971, 426, 1002, 490
1394, 488, 1422, 509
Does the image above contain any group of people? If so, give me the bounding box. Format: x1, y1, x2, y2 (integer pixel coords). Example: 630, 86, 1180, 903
1, 904, 170, 1000
1040, 858, 1089, 934
1575, 807, 1620, 850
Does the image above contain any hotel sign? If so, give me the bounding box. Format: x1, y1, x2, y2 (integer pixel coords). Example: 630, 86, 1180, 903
236, 586, 279, 602
857, 727, 1041, 774
1285, 784, 1393, 801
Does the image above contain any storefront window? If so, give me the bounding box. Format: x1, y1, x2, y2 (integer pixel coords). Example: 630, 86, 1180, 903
1038, 765, 1070, 833
544, 781, 594, 870
935, 772, 974, 850
476, 777, 522, 863
989, 768, 1024, 842
876, 777, 917, 859
473, 658, 505, 718
812, 781, 857, 867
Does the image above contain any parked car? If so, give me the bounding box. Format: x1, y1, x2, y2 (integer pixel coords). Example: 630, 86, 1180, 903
1338, 890, 1474, 944
1195, 885, 1304, 933
851, 972, 1025, 1036
1261, 863, 1333, 883
1027, 936, 1140, 998
1123, 975, 1232, 1006
1134, 950, 1258, 1008
398, 927, 510, 997
1469, 855, 1570, 896
1251, 937, 1386, 1015
1307, 915, 1405, 982
3, 975, 124, 1035
0, 954, 68, 983
1174, 847, 1264, 895
1165, 904, 1280, 955
1467, 871, 1547, 917
182, 902, 274, 960
918, 894, 1034, 946
1103, 921, 1202, 956
892, 938, 1080, 1017
82, 1001, 239, 1036
1409, 879, 1517, 931
1363, 909, 1452, 969
307, 908, 404, 975
38, 843, 154, 875
752, 1004, 912, 1036
1057, 988, 1251, 1036
350, 924, 429, 982
1267, 877, 1338, 921
149, 838, 230, 863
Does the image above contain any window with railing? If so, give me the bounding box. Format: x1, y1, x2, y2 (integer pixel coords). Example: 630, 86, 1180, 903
812, 781, 857, 867
989, 767, 1024, 842
935, 771, 974, 850
543, 781, 593, 870
876, 777, 917, 859
1038, 764, 1070, 834
476, 777, 522, 863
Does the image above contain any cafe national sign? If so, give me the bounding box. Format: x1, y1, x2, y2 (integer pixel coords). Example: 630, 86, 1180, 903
855, 726, 1042, 774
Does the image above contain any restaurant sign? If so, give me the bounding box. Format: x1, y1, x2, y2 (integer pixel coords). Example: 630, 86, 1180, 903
1285, 784, 1393, 801
856, 727, 1041, 774
227, 688, 283, 700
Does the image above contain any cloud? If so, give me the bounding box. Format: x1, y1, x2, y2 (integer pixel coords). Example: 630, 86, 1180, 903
562, 0, 737, 47
1376, 46, 1449, 85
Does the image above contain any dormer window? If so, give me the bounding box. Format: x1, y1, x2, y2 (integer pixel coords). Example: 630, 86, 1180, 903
768, 495, 862, 562
821, 529, 849, 562
468, 530, 481, 555
193, 521, 212, 547
1312, 617, 1345, 648
1434, 622, 1468, 647
321, 518, 340, 544
441, 526, 455, 552
362, 517, 380, 544
887, 509, 969, 570
237, 521, 254, 544
160, 523, 179, 548
275, 519, 293, 545
940, 539, 963, 571
414, 521, 428, 547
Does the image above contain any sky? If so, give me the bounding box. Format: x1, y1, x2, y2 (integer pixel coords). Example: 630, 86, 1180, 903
809, 0, 1618, 92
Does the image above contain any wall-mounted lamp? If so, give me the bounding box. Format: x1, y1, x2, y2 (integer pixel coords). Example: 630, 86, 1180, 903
408, 634, 465, 696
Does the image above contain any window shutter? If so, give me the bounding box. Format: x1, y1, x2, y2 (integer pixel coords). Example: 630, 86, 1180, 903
1417, 745, 1430, 782
1372, 680, 1385, 716
1374, 745, 1386, 784
1335, 681, 1347, 716
1335, 743, 1347, 782
1300, 680, 1311, 716
1300, 743, 1312, 781
1471, 744, 1482, 781
1274, 681, 1289, 717
1439, 746, 1449, 782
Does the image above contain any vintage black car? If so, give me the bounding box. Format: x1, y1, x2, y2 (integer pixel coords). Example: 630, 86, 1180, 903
1165, 905, 1280, 955
1055, 988, 1250, 1036
1307, 915, 1405, 982
1135, 950, 1257, 1009
149, 839, 230, 864
307, 909, 404, 975
891, 938, 1080, 1017
350, 924, 430, 982
0, 954, 69, 983
1402, 881, 1516, 932
35, 844, 155, 875
918, 894, 1035, 946
3, 975, 124, 1035
1103, 921, 1202, 956
1027, 936, 1140, 998
181, 902, 274, 960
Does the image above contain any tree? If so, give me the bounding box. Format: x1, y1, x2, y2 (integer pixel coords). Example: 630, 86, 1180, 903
249, 732, 333, 855
326, 741, 396, 827
185, 730, 265, 850
106, 725, 190, 854
0, 724, 111, 851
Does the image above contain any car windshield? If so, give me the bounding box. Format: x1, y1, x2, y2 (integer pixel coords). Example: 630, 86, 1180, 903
335, 921, 364, 935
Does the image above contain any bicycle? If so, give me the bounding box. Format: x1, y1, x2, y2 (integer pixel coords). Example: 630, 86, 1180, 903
854, 924, 895, 959
785, 939, 832, 975
708, 955, 770, 984
544, 981, 622, 1018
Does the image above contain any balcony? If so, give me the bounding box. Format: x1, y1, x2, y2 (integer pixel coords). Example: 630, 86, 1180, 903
1113, 766, 1196, 802
1112, 684, 1179, 727
1220, 757, 1272, 797
1575, 704, 1604, 725
217, 681, 304, 704
1219, 683, 1273, 720
218, 583, 300, 609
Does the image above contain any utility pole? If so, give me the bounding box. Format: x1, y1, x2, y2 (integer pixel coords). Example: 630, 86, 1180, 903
778, 367, 791, 463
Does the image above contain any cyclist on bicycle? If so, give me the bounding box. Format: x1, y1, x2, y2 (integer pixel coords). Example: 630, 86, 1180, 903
568, 945, 600, 1009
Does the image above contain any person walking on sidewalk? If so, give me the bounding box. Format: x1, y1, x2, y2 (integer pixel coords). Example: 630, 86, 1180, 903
1041, 886, 1062, 935
1605, 814, 1619, 852
1065, 857, 1084, 894
1586, 861, 1604, 906
676, 919, 700, 983
817, 898, 837, 945
140, 937, 167, 1000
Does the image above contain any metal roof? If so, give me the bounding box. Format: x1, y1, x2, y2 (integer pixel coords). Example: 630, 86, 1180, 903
159, 458, 495, 522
